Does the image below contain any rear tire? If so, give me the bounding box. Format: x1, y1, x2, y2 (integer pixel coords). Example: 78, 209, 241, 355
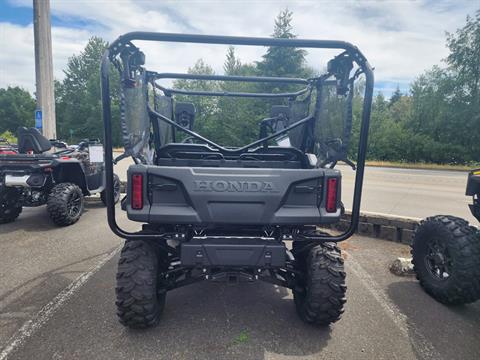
116, 240, 168, 328
100, 173, 120, 206
293, 242, 346, 326
46, 183, 84, 226
411, 215, 480, 305
0, 187, 22, 224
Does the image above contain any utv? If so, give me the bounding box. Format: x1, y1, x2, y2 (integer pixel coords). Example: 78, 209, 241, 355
101, 32, 374, 328
411, 169, 480, 304
0, 127, 121, 225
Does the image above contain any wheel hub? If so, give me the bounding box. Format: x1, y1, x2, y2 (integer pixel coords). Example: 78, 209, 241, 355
432, 252, 445, 266
425, 240, 450, 281
67, 192, 81, 217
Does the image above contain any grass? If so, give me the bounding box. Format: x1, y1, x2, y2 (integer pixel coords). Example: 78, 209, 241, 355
364, 161, 478, 171
232, 330, 250, 345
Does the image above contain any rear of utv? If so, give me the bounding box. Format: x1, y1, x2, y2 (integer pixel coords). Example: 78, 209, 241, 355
101, 32, 374, 328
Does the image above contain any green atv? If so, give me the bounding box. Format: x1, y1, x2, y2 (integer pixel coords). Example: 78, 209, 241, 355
411, 169, 480, 304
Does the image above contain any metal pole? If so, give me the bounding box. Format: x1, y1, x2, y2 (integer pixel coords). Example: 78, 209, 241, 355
33, 0, 56, 139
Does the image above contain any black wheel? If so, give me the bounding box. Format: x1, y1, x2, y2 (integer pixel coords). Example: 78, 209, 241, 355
411, 215, 480, 305
101, 173, 121, 206
116, 240, 168, 328
0, 187, 22, 224
293, 242, 346, 326
46, 183, 84, 226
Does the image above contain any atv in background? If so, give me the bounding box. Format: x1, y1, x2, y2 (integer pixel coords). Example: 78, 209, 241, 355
0, 127, 121, 225
412, 169, 480, 304
0, 138, 17, 155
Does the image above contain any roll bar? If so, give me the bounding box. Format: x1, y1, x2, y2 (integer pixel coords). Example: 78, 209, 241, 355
101, 32, 374, 242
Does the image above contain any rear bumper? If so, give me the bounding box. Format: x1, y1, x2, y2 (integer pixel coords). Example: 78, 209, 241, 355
125, 164, 342, 226
180, 238, 286, 267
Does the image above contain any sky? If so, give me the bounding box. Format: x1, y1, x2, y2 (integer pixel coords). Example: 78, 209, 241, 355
0, 0, 478, 97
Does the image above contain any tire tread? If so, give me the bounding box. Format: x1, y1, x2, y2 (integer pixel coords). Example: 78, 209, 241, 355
294, 242, 346, 326
116, 240, 165, 328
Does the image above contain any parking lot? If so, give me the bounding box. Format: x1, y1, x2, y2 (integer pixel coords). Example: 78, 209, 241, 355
1, 202, 479, 360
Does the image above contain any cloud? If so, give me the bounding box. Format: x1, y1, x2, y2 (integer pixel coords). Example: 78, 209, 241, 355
1, 0, 478, 95
0, 21, 93, 91
0, 22, 35, 90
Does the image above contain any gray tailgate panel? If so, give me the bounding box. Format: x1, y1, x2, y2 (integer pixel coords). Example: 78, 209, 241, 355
127, 165, 341, 225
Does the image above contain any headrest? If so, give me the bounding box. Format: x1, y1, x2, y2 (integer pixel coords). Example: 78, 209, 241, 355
174, 102, 196, 129
270, 105, 290, 132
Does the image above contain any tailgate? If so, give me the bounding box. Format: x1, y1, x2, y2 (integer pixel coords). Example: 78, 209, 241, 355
126, 165, 342, 226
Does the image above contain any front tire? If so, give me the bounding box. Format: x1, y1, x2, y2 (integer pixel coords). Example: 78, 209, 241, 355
0, 187, 22, 224
46, 183, 84, 226
293, 242, 346, 326
116, 240, 168, 328
411, 215, 480, 305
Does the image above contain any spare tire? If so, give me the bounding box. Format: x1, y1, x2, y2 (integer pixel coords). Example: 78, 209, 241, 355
411, 215, 480, 305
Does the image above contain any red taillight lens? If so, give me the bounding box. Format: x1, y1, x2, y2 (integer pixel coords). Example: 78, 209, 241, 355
131, 174, 143, 210
326, 178, 338, 213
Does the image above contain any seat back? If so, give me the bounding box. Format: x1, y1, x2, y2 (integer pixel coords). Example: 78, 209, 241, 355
174, 102, 195, 130
17, 127, 52, 154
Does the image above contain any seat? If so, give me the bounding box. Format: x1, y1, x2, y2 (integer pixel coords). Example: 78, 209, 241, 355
17, 127, 52, 154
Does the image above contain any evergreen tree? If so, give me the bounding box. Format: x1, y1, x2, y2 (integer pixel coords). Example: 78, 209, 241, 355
389, 85, 402, 107
223, 46, 242, 75
256, 9, 308, 79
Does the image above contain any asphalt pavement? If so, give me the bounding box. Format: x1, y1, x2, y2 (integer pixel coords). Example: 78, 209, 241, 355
1, 204, 479, 360
339, 164, 475, 223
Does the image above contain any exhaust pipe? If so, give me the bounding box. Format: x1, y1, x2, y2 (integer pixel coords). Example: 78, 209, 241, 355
4, 174, 46, 187
4, 175, 31, 187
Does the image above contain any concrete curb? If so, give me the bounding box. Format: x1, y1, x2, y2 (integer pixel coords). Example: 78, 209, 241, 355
120, 181, 420, 244
328, 210, 420, 245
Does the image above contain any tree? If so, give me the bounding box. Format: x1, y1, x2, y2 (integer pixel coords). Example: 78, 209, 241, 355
56, 37, 122, 146
389, 85, 402, 107
256, 9, 309, 79
404, 10, 480, 163
446, 10, 480, 105
0, 86, 36, 134
173, 60, 221, 141
224, 46, 242, 75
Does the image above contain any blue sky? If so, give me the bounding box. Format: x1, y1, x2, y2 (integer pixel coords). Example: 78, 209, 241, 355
0, 0, 478, 96
0, 0, 101, 28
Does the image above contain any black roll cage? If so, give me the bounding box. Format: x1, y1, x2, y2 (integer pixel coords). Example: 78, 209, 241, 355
101, 32, 374, 242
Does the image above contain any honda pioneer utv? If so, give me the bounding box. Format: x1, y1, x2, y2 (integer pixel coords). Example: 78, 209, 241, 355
0, 127, 120, 225
101, 32, 374, 328
411, 169, 480, 304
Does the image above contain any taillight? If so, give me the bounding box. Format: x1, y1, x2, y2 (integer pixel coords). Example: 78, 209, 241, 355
131, 174, 143, 210
326, 178, 338, 213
